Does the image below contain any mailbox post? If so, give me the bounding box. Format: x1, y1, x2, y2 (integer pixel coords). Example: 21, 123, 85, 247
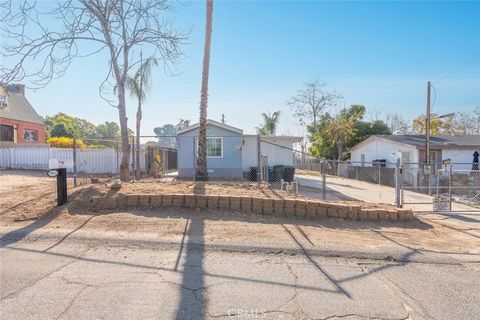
48, 159, 73, 206
56, 168, 68, 205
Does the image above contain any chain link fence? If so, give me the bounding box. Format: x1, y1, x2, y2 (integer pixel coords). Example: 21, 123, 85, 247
0, 135, 275, 183
2, 134, 478, 212
401, 162, 480, 211
295, 156, 401, 206
294, 153, 480, 212
73, 136, 179, 183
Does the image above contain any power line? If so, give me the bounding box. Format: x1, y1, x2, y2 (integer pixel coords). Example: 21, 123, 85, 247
456, 98, 480, 108
430, 83, 437, 108
434, 53, 480, 83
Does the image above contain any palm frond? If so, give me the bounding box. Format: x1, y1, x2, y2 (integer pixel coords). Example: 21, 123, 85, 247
127, 56, 159, 103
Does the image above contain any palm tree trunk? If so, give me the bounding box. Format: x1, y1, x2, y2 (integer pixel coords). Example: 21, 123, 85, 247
338, 142, 343, 160
195, 0, 214, 181
135, 102, 142, 179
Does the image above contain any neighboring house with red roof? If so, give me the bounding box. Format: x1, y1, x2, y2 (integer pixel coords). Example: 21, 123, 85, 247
0, 84, 46, 145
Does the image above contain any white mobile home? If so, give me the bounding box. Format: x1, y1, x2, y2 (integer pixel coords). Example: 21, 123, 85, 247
350, 135, 480, 187
350, 135, 480, 168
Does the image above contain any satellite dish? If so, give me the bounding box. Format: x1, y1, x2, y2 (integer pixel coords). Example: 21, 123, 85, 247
235, 143, 242, 154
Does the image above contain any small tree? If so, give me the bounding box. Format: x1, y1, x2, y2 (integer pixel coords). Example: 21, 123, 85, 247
411, 114, 446, 135
154, 124, 177, 148
258, 111, 281, 135
324, 113, 357, 161
1, 0, 185, 180
176, 119, 191, 131
288, 79, 341, 132
127, 56, 158, 179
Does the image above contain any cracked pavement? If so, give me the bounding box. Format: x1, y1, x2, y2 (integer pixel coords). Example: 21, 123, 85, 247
1, 208, 480, 319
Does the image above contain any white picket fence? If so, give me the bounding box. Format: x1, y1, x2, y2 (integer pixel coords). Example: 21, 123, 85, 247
0, 145, 146, 174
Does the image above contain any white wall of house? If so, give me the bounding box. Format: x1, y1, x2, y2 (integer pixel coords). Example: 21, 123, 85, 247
241, 135, 257, 171
242, 136, 297, 171
350, 137, 419, 166
442, 148, 479, 170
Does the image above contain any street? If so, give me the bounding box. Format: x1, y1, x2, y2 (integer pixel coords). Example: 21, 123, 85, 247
1, 208, 479, 320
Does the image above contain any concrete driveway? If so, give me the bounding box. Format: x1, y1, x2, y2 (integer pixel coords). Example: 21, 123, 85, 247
1, 207, 480, 320
297, 174, 479, 213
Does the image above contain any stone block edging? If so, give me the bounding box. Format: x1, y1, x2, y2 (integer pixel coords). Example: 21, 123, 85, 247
77, 194, 415, 221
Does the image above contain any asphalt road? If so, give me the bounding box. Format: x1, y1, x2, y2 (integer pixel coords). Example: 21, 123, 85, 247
1, 208, 479, 320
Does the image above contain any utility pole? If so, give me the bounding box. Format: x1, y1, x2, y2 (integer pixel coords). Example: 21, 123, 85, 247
424, 81, 431, 164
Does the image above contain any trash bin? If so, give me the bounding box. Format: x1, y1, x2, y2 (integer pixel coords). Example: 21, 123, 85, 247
273, 165, 285, 182
267, 166, 273, 182
283, 166, 295, 182
249, 167, 257, 181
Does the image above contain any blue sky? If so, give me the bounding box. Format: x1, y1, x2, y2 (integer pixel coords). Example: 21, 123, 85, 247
14, 0, 480, 137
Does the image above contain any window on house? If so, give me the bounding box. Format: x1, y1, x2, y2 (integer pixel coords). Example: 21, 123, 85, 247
0, 124, 14, 142
24, 129, 38, 142
206, 137, 222, 157
195, 137, 224, 158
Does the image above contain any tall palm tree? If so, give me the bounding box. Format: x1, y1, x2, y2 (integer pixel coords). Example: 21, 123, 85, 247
195, 0, 214, 181
259, 111, 281, 135
127, 55, 158, 179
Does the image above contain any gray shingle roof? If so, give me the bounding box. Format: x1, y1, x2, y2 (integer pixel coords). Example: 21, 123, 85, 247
378, 135, 480, 148
177, 119, 243, 135
0, 87, 45, 125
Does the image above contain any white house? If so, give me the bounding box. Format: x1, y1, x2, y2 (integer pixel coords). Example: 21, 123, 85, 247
350, 135, 479, 167
350, 135, 480, 187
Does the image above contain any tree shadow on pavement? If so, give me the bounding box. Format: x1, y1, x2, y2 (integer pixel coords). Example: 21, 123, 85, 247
0, 206, 63, 248
0, 187, 90, 248
282, 224, 352, 298
174, 214, 206, 320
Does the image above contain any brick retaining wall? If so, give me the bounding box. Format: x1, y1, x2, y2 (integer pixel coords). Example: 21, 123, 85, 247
76, 194, 415, 221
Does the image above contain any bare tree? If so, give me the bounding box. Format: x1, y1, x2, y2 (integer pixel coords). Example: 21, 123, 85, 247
385, 112, 409, 135
0, 0, 186, 180
453, 111, 476, 135
195, 0, 214, 181
287, 79, 341, 132
474, 106, 480, 134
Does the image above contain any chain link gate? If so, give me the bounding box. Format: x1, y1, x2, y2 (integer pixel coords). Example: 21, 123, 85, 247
399, 162, 480, 212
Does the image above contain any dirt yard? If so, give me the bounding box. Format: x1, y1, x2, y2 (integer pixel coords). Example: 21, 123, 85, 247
0, 169, 479, 259
0, 170, 57, 215
0, 169, 80, 222
0, 169, 394, 223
